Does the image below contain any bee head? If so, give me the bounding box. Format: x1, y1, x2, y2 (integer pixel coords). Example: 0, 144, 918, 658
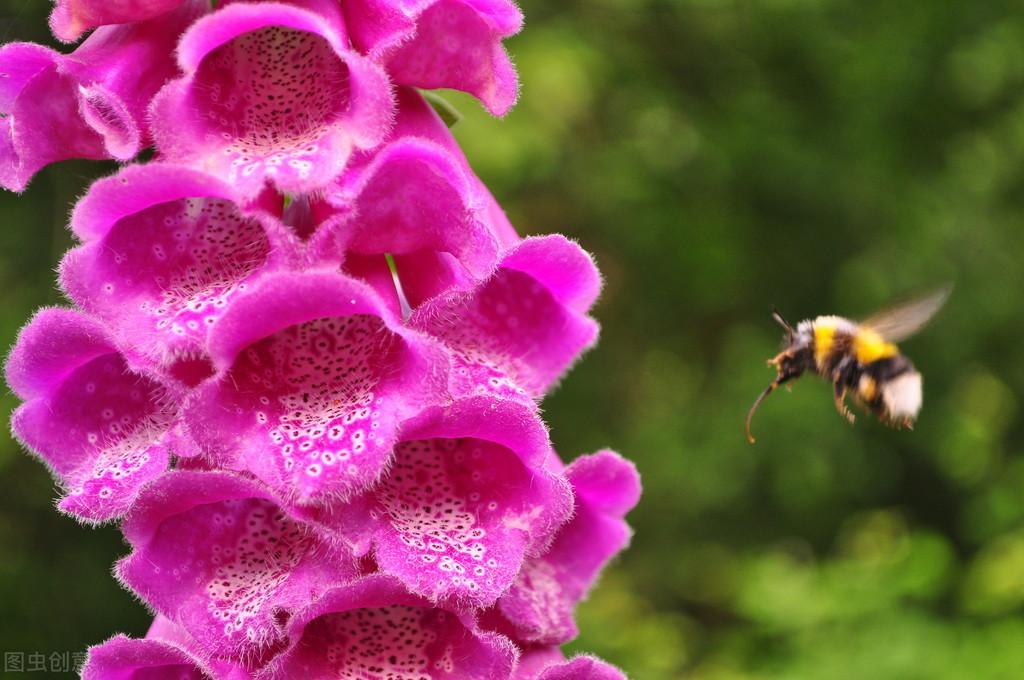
746, 308, 813, 443
769, 308, 812, 380
769, 347, 808, 381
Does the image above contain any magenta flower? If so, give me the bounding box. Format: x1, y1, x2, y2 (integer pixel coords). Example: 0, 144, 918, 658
0, 1, 204, 191
82, 617, 251, 680
380, 87, 521, 248
261, 574, 516, 678
150, 0, 394, 197
514, 649, 628, 680
307, 119, 502, 285
184, 270, 447, 506
4, 1, 638, 676
118, 470, 358, 660
7, 308, 177, 522
321, 397, 572, 608
60, 163, 296, 380
495, 450, 641, 644
344, 0, 523, 115
411, 235, 602, 403
50, 0, 195, 43
301, 87, 516, 315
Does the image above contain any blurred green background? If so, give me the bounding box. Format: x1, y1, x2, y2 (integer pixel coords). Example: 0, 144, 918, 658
2, 0, 1024, 678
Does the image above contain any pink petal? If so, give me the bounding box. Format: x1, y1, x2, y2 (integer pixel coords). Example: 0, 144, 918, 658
0, 2, 205, 191
0, 54, 105, 192
496, 450, 640, 644
297, 90, 513, 312
262, 574, 517, 679
83, 617, 253, 680
7, 308, 175, 522
340, 253, 406, 319
411, 235, 601, 403
118, 470, 359, 660
61, 163, 295, 379
390, 88, 520, 246
386, 0, 521, 115
513, 649, 627, 680
327, 88, 518, 255
325, 396, 572, 609
308, 136, 500, 283
150, 0, 394, 197
5, 306, 112, 400
345, 0, 523, 115
185, 271, 448, 507
82, 636, 222, 680
50, 0, 194, 43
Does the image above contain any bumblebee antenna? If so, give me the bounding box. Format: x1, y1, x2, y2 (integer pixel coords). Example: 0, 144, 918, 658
745, 379, 780, 444
771, 307, 795, 336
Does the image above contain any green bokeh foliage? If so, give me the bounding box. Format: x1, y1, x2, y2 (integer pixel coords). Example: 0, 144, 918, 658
1, 1, 1023, 677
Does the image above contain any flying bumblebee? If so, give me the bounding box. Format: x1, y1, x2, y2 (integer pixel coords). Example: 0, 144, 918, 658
745, 286, 951, 443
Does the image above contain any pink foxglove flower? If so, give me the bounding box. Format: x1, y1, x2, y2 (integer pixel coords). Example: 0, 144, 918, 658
322, 88, 530, 310
50, 0, 195, 43
306, 121, 502, 285
320, 397, 573, 608
495, 450, 641, 644
383, 86, 522, 247
410, 235, 602, 404
5, 2, 638, 677
184, 270, 447, 506
118, 470, 359, 659
298, 87, 516, 314
82, 617, 252, 680
263, 574, 517, 678
0, 1, 205, 191
60, 163, 296, 380
344, 0, 523, 115
7, 308, 177, 522
514, 648, 628, 680
150, 0, 394, 197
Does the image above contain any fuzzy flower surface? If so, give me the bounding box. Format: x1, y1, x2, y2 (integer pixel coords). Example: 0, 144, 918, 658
5, 2, 641, 678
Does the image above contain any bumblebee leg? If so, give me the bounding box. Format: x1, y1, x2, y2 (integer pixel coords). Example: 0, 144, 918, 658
833, 381, 855, 425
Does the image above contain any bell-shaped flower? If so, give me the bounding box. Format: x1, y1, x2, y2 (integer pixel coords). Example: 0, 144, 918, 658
385, 87, 520, 247
335, 90, 519, 316
6, 308, 177, 522
305, 88, 520, 248
410, 235, 601, 404
282, 88, 513, 320
82, 617, 251, 680
317, 397, 572, 609
150, 0, 393, 198
117, 470, 360, 661
494, 450, 640, 645
297, 106, 505, 317
308, 129, 500, 282
184, 270, 448, 506
50, 0, 194, 43
60, 164, 296, 382
344, 0, 522, 115
514, 649, 627, 680
0, 1, 205, 191
261, 574, 517, 679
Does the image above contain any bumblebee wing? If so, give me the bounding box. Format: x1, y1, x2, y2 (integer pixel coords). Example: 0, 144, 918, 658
860, 285, 952, 342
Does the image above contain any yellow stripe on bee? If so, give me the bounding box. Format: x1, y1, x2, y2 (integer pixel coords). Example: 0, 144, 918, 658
853, 328, 898, 364
813, 323, 836, 368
